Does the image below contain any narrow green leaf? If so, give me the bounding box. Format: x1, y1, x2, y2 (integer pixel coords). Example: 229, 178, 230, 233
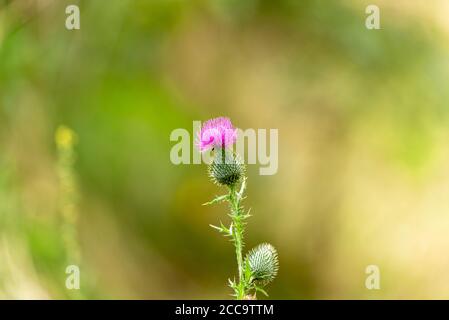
244, 259, 252, 282
254, 285, 269, 297
210, 221, 232, 236
238, 177, 247, 200
209, 224, 224, 232
202, 194, 229, 206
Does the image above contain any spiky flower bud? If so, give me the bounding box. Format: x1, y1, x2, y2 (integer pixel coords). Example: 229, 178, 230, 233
208, 148, 245, 187
245, 243, 279, 286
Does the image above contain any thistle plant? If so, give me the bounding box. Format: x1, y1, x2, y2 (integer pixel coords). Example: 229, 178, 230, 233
197, 117, 279, 300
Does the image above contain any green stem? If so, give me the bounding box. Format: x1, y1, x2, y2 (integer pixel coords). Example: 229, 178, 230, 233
229, 184, 245, 299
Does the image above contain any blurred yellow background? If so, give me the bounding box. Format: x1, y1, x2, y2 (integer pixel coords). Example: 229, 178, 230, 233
1, 0, 449, 299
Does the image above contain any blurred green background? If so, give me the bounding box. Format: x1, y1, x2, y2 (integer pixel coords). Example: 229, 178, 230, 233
1, 0, 449, 299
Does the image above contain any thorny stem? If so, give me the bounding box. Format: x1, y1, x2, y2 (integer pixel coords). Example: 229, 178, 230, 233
228, 180, 248, 299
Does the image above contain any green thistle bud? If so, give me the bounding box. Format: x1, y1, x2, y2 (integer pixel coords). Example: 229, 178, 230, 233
208, 148, 245, 187
245, 243, 279, 286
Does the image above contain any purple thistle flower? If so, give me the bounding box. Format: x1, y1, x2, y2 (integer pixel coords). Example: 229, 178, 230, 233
196, 117, 237, 152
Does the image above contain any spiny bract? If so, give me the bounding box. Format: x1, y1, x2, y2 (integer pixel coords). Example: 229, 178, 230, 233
208, 148, 245, 187
245, 243, 279, 286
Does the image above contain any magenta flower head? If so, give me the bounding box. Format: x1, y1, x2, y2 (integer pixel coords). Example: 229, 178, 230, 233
196, 117, 237, 152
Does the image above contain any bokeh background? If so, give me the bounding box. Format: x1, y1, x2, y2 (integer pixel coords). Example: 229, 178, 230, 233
1, 0, 449, 299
